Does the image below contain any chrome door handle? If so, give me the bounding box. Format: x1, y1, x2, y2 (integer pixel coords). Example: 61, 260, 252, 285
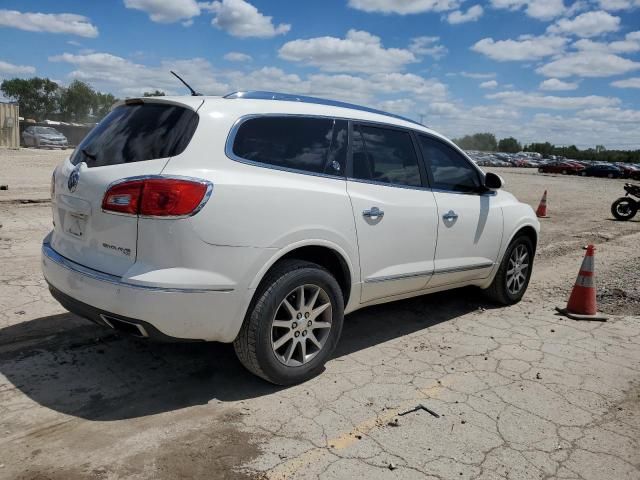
442, 210, 458, 221
363, 207, 384, 218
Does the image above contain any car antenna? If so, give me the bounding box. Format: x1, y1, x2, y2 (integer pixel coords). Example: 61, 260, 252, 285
170, 70, 201, 96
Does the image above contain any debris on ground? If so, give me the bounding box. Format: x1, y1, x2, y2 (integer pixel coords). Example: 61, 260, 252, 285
398, 404, 440, 418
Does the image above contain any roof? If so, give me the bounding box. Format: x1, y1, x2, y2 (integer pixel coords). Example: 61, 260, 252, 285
223, 91, 424, 127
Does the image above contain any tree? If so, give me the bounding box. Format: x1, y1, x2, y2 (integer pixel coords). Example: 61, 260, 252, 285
93, 92, 117, 119
595, 144, 606, 153
498, 137, 522, 153
59, 80, 95, 122
143, 90, 166, 97
453, 133, 497, 151
0, 77, 59, 120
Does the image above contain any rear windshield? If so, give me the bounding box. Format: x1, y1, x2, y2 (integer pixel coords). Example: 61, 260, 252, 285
71, 102, 199, 167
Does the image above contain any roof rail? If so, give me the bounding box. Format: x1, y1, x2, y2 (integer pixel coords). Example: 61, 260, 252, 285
223, 91, 424, 127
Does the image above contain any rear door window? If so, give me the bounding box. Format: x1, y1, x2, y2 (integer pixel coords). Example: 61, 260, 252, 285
232, 116, 347, 176
71, 102, 199, 167
351, 124, 422, 188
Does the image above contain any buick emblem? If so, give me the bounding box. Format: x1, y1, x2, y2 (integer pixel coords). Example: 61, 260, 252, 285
68, 165, 81, 192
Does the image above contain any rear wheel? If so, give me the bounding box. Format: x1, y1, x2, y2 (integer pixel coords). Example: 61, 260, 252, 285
580, 171, 587, 176
484, 235, 534, 305
611, 197, 638, 221
233, 260, 344, 385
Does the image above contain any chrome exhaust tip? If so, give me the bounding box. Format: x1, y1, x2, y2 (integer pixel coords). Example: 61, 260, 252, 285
100, 314, 149, 338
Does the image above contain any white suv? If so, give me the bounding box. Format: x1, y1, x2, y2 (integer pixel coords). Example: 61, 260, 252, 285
42, 91, 539, 385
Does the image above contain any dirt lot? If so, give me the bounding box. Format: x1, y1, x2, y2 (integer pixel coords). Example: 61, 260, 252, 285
0, 148, 639, 480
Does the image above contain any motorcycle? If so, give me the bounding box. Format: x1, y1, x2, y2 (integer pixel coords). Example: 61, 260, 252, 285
611, 183, 640, 221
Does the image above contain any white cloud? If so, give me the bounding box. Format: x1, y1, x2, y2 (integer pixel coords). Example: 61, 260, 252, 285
489, 0, 567, 20
460, 71, 496, 79
487, 90, 619, 109
547, 10, 620, 38
577, 106, 640, 122
208, 0, 290, 38
123, 0, 200, 23
596, 0, 640, 10
347, 0, 460, 14
409, 36, 448, 58
471, 35, 568, 61
49, 52, 229, 96
480, 80, 498, 88
573, 31, 640, 54
446, 5, 484, 23
537, 51, 640, 77
539, 78, 579, 90
611, 77, 640, 88
0, 9, 98, 37
0, 60, 36, 76
279, 30, 417, 73
223, 51, 252, 62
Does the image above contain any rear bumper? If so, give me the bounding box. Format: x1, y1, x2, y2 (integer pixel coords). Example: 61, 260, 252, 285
42, 240, 248, 342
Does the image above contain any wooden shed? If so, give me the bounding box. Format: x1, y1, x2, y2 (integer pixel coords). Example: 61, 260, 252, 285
0, 102, 20, 149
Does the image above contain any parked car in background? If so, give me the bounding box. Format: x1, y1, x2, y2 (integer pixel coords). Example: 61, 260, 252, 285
580, 164, 624, 178
22, 126, 69, 149
538, 161, 584, 175
42, 91, 540, 385
616, 163, 640, 180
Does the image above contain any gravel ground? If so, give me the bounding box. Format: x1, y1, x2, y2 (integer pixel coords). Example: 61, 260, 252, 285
0, 148, 638, 480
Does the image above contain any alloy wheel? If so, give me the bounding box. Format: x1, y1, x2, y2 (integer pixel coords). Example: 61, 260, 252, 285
506, 244, 529, 296
271, 284, 332, 367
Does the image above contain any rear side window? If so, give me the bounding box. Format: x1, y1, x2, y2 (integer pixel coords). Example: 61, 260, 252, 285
232, 116, 347, 176
351, 124, 422, 187
71, 103, 199, 167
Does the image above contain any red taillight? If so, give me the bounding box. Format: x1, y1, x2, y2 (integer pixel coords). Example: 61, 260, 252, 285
102, 178, 209, 217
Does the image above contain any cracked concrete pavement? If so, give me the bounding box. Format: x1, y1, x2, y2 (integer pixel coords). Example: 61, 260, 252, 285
0, 149, 639, 479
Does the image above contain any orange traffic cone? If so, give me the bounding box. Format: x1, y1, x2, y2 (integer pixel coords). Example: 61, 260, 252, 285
536, 190, 549, 218
556, 245, 607, 321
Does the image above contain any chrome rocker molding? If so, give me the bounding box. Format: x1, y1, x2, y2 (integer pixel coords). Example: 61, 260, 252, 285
42, 241, 233, 293
364, 262, 495, 283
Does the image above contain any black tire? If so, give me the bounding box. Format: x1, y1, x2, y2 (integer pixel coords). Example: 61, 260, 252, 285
233, 259, 344, 385
484, 235, 534, 305
580, 171, 587, 176
562, 169, 567, 175
611, 197, 638, 221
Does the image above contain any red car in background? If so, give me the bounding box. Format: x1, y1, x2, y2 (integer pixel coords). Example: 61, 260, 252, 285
538, 161, 585, 175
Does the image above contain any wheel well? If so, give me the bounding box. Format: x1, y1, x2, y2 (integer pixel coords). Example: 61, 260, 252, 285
516, 226, 538, 252
275, 246, 352, 304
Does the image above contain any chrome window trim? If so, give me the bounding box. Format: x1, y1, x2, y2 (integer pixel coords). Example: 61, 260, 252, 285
101, 174, 214, 219
223, 91, 424, 127
42, 240, 233, 293
363, 262, 494, 284
224, 113, 348, 180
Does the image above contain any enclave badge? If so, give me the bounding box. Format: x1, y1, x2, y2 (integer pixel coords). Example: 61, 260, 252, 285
68, 164, 81, 192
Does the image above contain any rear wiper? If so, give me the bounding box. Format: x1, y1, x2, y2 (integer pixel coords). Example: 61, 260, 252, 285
81, 148, 97, 160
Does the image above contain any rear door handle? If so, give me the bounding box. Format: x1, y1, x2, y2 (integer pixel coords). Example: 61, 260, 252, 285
442, 210, 458, 221
363, 207, 384, 218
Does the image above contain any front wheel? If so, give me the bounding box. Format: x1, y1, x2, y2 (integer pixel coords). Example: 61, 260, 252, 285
484, 235, 534, 305
611, 197, 638, 221
233, 259, 344, 385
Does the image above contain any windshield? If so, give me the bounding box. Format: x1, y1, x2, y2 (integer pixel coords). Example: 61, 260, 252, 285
35, 127, 60, 134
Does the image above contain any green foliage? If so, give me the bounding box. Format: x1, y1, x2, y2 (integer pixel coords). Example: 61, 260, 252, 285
93, 92, 117, 119
453, 132, 497, 151
497, 137, 522, 153
1, 77, 59, 120
143, 90, 166, 97
59, 80, 96, 122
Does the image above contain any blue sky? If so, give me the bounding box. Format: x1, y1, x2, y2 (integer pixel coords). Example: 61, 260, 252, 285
1, 0, 639, 148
